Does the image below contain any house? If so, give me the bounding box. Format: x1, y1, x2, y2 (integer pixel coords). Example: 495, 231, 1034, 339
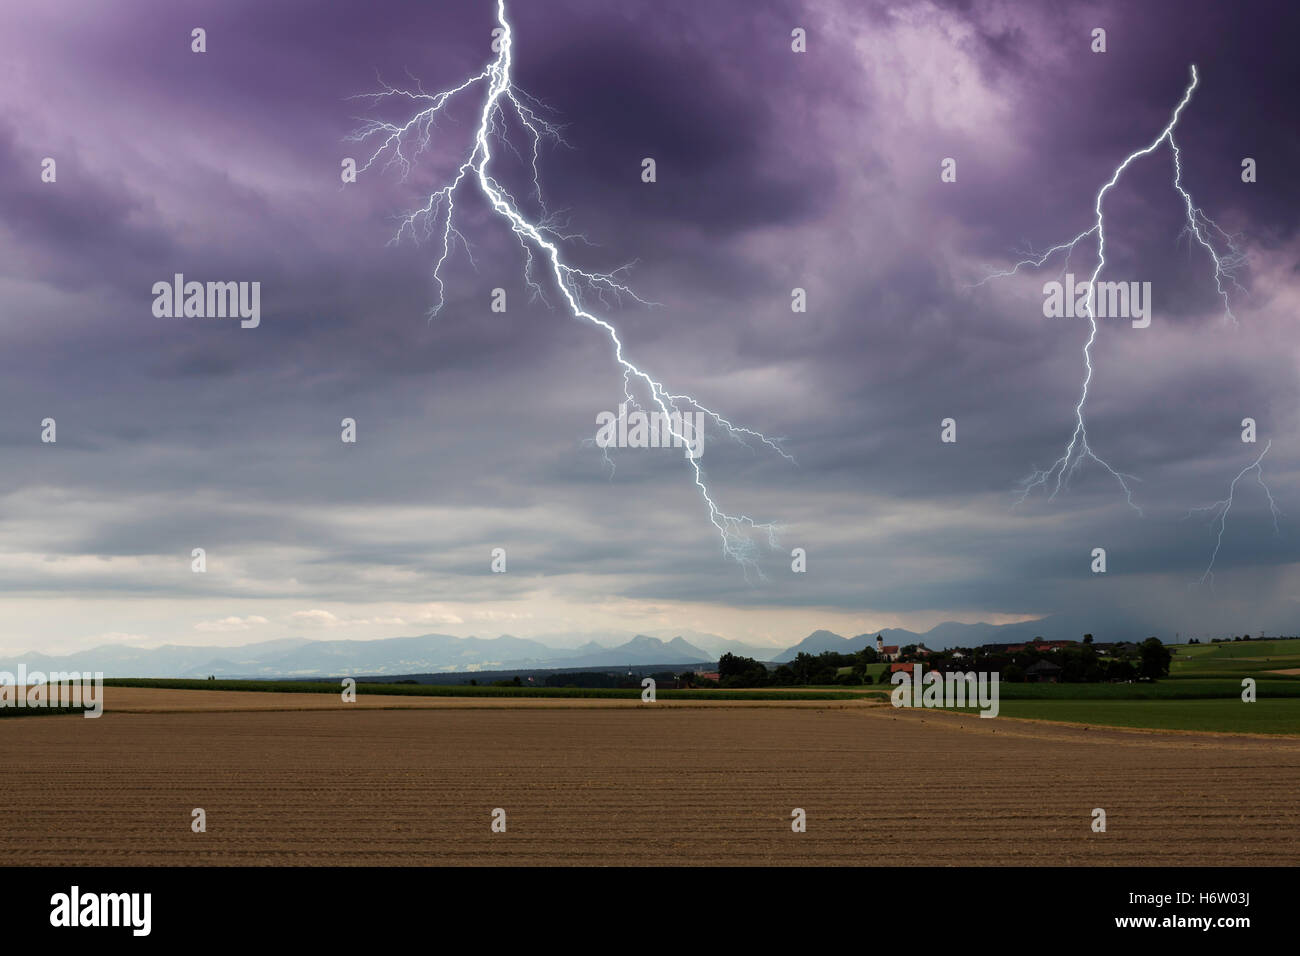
875, 635, 901, 662
694, 670, 720, 682
1097, 642, 1138, 658
890, 661, 951, 676
1024, 660, 1062, 683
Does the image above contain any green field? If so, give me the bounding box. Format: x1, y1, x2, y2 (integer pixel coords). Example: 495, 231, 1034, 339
1168, 637, 1300, 680
947, 697, 1300, 735
928, 638, 1300, 734
993, 678, 1300, 700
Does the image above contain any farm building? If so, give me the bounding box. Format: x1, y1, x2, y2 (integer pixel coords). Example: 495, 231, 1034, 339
1024, 660, 1062, 683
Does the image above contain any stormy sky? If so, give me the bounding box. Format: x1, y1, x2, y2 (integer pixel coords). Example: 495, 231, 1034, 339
2, 0, 1298, 654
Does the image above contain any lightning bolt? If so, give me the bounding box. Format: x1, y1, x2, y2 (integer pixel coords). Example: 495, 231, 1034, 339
1184, 440, 1281, 585
349, 0, 790, 572
974, 65, 1244, 514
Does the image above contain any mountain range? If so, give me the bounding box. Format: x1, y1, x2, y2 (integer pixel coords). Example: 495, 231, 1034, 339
1, 611, 1157, 678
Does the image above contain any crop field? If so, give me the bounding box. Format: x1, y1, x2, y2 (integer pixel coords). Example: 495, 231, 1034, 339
89, 686, 884, 713
0, 689, 1296, 866
949, 697, 1300, 734
990, 678, 1300, 700
1168, 638, 1300, 679
102, 678, 879, 702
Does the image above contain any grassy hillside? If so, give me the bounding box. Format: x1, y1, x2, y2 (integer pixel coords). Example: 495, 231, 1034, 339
1168, 637, 1300, 679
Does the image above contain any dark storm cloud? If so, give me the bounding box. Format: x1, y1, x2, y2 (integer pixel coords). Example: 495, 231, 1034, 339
507, 19, 837, 239
0, 0, 1297, 649
0, 125, 175, 291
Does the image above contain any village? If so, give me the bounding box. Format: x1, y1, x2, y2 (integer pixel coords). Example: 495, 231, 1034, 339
686, 633, 1172, 689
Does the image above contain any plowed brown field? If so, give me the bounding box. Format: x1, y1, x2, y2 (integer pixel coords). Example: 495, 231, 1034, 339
1, 689, 1296, 865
